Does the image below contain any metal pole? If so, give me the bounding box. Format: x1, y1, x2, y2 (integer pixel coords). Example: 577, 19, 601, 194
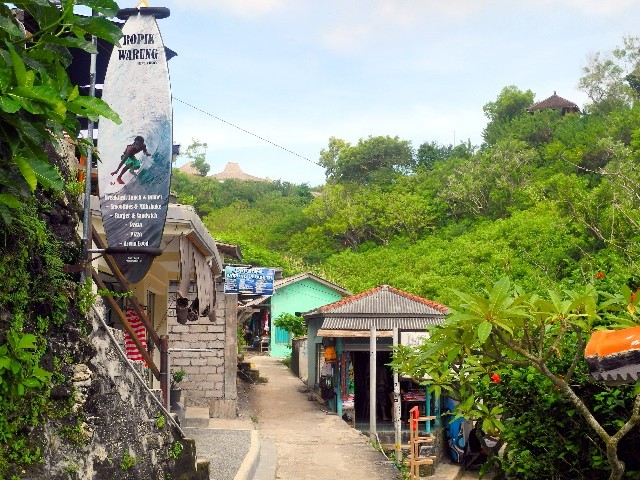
369, 325, 376, 440
81, 16, 97, 282
160, 335, 169, 411
425, 386, 431, 434
393, 327, 401, 462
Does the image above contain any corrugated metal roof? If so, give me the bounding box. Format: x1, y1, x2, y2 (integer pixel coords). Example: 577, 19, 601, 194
317, 329, 394, 338
239, 295, 269, 309
320, 316, 443, 330
305, 285, 449, 316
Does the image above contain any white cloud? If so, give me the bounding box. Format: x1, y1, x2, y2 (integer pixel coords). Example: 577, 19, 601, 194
320, 0, 486, 53
168, 0, 290, 17
548, 0, 636, 16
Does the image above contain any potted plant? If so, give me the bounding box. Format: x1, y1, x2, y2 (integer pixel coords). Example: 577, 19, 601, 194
170, 368, 187, 408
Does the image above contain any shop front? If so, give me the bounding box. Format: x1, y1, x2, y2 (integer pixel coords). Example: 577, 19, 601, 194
316, 334, 440, 430
303, 285, 450, 445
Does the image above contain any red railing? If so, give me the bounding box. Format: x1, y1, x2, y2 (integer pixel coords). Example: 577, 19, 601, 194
91, 226, 169, 406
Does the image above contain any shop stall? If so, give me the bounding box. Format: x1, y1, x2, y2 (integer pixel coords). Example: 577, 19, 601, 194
303, 285, 450, 448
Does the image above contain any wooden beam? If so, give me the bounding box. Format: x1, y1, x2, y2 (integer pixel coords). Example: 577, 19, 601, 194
92, 270, 160, 380
91, 225, 161, 348
317, 329, 393, 338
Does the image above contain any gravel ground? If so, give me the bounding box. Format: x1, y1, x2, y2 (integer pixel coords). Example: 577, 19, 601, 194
184, 427, 252, 480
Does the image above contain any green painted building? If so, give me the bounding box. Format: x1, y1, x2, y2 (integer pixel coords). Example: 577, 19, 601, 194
243, 273, 350, 358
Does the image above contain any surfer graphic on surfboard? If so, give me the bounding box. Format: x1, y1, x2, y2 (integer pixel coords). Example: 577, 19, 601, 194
110, 135, 151, 185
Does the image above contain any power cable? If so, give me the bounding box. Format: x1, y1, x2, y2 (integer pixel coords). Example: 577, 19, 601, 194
173, 96, 321, 167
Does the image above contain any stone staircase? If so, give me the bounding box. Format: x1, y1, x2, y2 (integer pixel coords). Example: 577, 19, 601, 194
238, 360, 268, 384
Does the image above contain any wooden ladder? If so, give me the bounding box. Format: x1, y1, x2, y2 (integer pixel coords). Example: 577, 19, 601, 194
408, 406, 436, 479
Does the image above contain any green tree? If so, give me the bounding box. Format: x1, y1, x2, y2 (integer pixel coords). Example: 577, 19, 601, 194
437, 140, 536, 219
318, 135, 414, 185
293, 179, 434, 251
416, 140, 475, 170
0, 0, 121, 224
392, 278, 640, 480
482, 86, 535, 145
578, 36, 640, 114
274, 313, 306, 339
181, 138, 210, 176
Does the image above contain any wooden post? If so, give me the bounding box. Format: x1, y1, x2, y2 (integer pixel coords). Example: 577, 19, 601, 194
393, 327, 402, 463
336, 338, 343, 418
160, 335, 169, 411
370, 325, 376, 440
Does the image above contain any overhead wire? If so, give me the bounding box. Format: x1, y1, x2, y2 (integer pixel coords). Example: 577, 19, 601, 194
173, 96, 321, 167
93, 40, 321, 168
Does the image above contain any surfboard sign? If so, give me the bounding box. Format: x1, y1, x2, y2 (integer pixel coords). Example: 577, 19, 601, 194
98, 7, 172, 283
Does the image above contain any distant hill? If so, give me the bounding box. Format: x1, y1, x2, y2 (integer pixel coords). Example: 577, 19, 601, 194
177, 161, 269, 182
210, 162, 270, 182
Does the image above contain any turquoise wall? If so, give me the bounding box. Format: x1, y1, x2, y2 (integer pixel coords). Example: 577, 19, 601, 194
269, 279, 344, 358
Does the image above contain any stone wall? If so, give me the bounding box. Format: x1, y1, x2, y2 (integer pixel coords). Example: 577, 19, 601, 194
168, 278, 238, 418
31, 300, 206, 480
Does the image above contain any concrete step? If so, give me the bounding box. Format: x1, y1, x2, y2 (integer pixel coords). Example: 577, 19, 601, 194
182, 407, 210, 428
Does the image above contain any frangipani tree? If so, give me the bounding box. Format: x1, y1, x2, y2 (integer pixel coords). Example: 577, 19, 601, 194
392, 278, 640, 480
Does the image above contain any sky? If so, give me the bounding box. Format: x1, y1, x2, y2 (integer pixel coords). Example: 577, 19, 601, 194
147, 0, 640, 186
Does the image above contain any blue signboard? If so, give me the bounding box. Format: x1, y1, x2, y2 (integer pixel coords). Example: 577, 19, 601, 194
224, 267, 275, 295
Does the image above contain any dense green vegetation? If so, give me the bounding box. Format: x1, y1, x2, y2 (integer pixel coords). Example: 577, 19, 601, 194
0, 0, 120, 225
392, 278, 640, 480
172, 36, 640, 479
173, 49, 639, 306
0, 0, 122, 477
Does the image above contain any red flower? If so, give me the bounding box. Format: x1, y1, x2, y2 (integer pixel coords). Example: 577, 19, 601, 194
596, 271, 605, 279
490, 373, 501, 383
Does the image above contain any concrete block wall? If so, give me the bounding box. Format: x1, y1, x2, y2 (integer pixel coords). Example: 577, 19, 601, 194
167, 279, 238, 418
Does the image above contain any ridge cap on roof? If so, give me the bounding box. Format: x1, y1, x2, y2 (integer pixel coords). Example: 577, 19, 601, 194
316, 284, 449, 313
317, 285, 383, 312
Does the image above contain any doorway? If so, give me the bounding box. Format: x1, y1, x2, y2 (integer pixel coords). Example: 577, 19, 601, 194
351, 350, 393, 421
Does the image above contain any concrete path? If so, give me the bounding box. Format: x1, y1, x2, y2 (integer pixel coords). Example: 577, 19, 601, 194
247, 354, 400, 480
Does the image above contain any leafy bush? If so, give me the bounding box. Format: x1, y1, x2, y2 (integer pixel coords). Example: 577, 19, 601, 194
393, 278, 640, 480
170, 368, 187, 389
274, 313, 306, 339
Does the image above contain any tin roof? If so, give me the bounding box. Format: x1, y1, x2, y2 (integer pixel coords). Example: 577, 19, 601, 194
273, 272, 351, 295
304, 285, 449, 317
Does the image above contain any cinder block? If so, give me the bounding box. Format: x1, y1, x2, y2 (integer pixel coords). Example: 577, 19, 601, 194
172, 357, 191, 366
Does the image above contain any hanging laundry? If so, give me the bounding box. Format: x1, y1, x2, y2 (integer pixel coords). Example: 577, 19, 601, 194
124, 308, 147, 365
178, 235, 215, 320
